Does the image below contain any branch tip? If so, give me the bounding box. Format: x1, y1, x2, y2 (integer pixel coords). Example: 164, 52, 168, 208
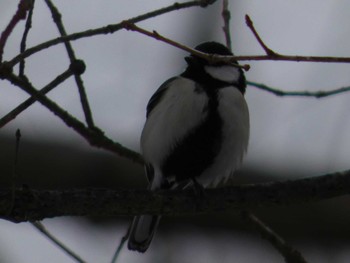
245, 14, 253, 27
245, 14, 277, 56
242, 64, 250, 71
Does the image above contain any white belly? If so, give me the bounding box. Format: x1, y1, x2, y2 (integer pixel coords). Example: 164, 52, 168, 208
196, 87, 249, 187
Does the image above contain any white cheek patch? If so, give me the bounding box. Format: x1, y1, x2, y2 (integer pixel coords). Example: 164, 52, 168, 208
204, 65, 240, 83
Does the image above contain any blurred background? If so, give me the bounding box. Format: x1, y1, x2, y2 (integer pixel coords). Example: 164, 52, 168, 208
0, 0, 350, 262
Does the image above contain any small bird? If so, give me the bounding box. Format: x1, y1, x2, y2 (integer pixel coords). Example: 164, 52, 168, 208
128, 42, 250, 252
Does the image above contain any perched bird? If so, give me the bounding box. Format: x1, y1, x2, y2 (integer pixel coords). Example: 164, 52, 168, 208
128, 42, 250, 252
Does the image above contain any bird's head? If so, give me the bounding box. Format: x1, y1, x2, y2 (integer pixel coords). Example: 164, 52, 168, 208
183, 41, 246, 93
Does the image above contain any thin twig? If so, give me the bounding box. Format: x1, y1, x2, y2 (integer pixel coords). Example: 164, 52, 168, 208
0, 0, 32, 62
121, 21, 250, 70
31, 221, 87, 263
245, 14, 277, 56
6, 3, 350, 67
44, 0, 95, 129
221, 0, 232, 51
1, 70, 143, 163
110, 225, 131, 263
242, 211, 308, 263
7, 0, 217, 67
248, 81, 350, 98
19, 0, 35, 78
0, 67, 74, 129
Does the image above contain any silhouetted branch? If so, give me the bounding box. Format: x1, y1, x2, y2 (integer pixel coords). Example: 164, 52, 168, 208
45, 0, 96, 129
0, 66, 143, 163
248, 81, 350, 98
121, 20, 350, 70
1, 169, 349, 223
0, 0, 32, 62
121, 21, 250, 71
19, 0, 35, 77
0, 67, 74, 128
31, 222, 87, 263
242, 211, 308, 263
6, 0, 217, 67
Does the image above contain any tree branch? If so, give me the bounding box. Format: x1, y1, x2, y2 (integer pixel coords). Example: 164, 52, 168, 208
221, 0, 232, 52
19, 0, 35, 77
0, 67, 74, 128
31, 222, 87, 263
44, 0, 96, 130
247, 81, 350, 98
0, 67, 143, 163
245, 14, 277, 56
0, 0, 32, 62
242, 211, 308, 263
121, 21, 250, 71
1, 169, 349, 223
6, 0, 217, 67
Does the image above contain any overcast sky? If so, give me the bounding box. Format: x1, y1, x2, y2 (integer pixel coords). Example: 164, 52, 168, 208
1, 1, 350, 262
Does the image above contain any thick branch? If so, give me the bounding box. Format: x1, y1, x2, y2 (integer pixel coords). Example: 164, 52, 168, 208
1, 169, 349, 223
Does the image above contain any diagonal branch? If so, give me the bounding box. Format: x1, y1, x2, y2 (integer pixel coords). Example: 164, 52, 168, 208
0, 67, 143, 163
0, 67, 74, 128
44, 0, 96, 129
121, 21, 250, 70
31, 222, 87, 263
242, 211, 308, 263
6, 0, 217, 67
245, 14, 277, 56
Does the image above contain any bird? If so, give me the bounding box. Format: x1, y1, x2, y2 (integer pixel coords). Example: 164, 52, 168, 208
127, 41, 250, 253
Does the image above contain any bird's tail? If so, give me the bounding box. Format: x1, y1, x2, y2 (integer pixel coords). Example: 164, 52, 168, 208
127, 214, 161, 252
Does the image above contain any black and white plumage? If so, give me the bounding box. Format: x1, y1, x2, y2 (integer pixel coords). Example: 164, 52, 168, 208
128, 42, 250, 252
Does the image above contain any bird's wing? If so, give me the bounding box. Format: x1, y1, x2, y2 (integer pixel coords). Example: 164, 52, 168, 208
146, 77, 177, 118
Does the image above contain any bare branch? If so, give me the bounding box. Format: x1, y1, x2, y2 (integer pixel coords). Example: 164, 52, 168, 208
1, 169, 349, 222
242, 211, 308, 263
122, 21, 250, 71
110, 226, 131, 263
19, 0, 35, 77
0, 67, 74, 128
0, 0, 32, 62
0, 68, 143, 163
221, 0, 232, 51
245, 14, 277, 56
31, 222, 87, 263
44, 0, 96, 129
248, 81, 350, 98
6, 0, 217, 67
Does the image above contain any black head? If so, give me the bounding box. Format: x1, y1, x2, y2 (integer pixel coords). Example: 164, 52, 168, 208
181, 41, 246, 94
193, 42, 234, 58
